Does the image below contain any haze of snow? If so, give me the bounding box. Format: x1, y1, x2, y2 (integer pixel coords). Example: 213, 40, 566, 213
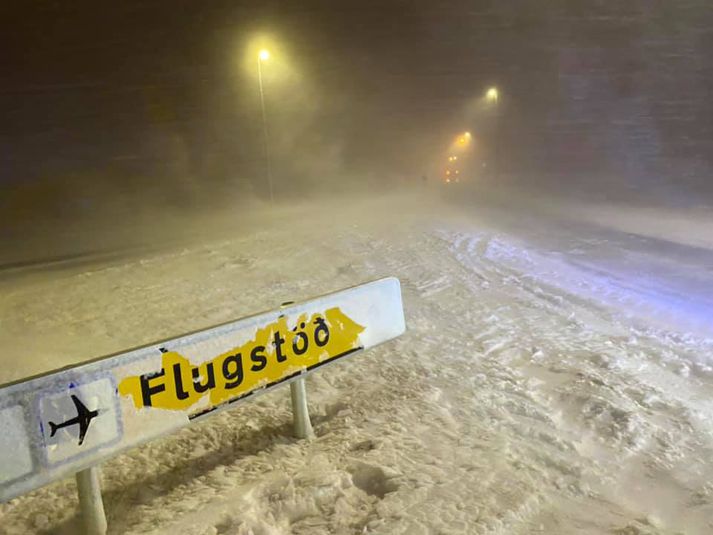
1, 191, 712, 534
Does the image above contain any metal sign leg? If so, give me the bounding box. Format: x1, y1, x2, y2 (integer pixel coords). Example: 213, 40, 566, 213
290, 377, 314, 439
76, 466, 107, 535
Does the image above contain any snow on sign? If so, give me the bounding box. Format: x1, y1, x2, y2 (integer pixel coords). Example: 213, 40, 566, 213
0, 277, 405, 502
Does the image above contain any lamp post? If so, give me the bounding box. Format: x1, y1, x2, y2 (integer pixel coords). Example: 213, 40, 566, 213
257, 49, 274, 203
486, 87, 499, 181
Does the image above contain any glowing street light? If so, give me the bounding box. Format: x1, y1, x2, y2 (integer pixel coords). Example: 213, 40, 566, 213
455, 131, 472, 147
257, 49, 274, 202
486, 87, 499, 103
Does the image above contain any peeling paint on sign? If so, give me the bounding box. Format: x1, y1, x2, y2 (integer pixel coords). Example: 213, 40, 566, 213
118, 308, 364, 413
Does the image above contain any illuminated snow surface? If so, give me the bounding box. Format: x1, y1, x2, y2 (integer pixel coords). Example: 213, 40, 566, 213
1, 191, 712, 534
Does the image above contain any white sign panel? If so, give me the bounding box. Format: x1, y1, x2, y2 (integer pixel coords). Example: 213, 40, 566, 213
0, 277, 405, 501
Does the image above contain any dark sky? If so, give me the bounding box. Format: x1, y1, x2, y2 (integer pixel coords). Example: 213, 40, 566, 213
2, 1, 712, 202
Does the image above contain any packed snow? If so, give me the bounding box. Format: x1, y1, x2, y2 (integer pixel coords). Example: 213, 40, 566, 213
1, 192, 712, 534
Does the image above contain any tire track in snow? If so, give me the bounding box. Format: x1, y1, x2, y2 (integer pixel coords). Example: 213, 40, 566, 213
432, 226, 713, 533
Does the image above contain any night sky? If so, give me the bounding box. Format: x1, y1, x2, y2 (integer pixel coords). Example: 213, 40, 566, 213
2, 1, 712, 205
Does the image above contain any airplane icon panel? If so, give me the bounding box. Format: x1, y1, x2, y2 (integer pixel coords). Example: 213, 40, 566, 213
39, 378, 122, 466
48, 394, 100, 446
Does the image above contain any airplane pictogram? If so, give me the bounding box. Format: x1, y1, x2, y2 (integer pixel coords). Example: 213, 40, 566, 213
48, 394, 99, 446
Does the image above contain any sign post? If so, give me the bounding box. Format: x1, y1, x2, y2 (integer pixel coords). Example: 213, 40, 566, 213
76, 466, 107, 535
290, 378, 314, 439
0, 278, 405, 533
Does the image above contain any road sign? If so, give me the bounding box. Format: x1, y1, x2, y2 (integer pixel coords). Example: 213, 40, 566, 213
0, 277, 405, 502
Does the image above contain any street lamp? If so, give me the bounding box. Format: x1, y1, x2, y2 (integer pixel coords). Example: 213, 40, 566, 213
485, 87, 500, 180
457, 132, 472, 146
257, 49, 274, 202
486, 86, 498, 103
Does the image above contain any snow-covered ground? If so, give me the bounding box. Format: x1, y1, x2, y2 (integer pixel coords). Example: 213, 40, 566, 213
1, 192, 712, 534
